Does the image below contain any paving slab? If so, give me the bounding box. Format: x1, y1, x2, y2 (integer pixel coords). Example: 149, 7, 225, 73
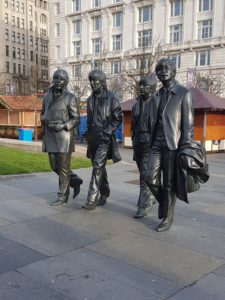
0, 271, 69, 300
0, 216, 103, 256
87, 230, 224, 285
168, 273, 225, 300
19, 256, 159, 300
0, 235, 47, 275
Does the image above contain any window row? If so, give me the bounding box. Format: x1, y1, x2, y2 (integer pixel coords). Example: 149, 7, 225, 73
6, 62, 26, 75
71, 49, 211, 78
5, 0, 25, 13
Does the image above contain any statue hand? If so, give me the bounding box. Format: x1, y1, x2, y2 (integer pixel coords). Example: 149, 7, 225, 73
54, 123, 65, 132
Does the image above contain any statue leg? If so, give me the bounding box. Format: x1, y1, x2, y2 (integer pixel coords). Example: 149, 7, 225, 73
97, 167, 110, 206
70, 171, 83, 199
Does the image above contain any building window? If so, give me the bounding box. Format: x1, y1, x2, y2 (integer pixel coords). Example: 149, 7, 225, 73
113, 34, 122, 51
198, 19, 212, 39
18, 64, 21, 74
16, 1, 19, 11
113, 11, 123, 28
41, 40, 48, 52
73, 41, 81, 56
12, 0, 15, 10
17, 32, 20, 43
196, 49, 210, 66
5, 13, 9, 24
5, 0, 8, 8
55, 23, 60, 37
35, 38, 39, 50
113, 0, 122, 3
17, 48, 21, 59
92, 16, 101, 32
12, 32, 15, 42
17, 17, 20, 27
30, 51, 34, 61
22, 49, 25, 60
92, 0, 101, 8
168, 53, 181, 68
21, 2, 24, 13
111, 60, 121, 74
5, 29, 9, 40
29, 5, 32, 16
138, 6, 152, 23
23, 65, 26, 75
40, 14, 47, 25
6, 62, 10, 73
72, 0, 80, 12
199, 0, 213, 12
54, 3, 60, 15
6, 45, 9, 56
72, 64, 81, 78
138, 29, 152, 47
91, 60, 101, 69
12, 16, 15, 26
12, 47, 16, 58
21, 19, 24, 28
30, 21, 33, 31
92, 38, 101, 54
21, 34, 25, 44
170, 24, 182, 43
73, 20, 81, 35
55, 45, 60, 59
171, 0, 183, 17
30, 36, 33, 46
136, 58, 151, 70
13, 63, 16, 74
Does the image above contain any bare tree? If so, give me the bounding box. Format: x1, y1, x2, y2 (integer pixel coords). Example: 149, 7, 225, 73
196, 72, 225, 96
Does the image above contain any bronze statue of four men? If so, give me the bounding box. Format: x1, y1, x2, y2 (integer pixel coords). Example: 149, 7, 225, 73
42, 58, 209, 232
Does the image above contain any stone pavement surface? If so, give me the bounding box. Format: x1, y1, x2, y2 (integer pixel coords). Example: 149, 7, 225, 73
0, 138, 225, 299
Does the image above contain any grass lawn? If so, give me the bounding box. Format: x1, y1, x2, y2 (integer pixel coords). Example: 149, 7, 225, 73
0, 145, 92, 175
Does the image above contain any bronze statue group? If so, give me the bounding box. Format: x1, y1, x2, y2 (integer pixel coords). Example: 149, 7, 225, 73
41, 58, 209, 233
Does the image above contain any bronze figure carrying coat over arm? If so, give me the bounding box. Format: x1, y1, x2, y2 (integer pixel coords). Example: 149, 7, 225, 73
41, 69, 83, 206
82, 69, 123, 210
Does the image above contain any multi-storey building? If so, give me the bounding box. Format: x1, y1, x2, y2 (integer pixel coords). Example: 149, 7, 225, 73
0, 0, 49, 95
49, 0, 225, 100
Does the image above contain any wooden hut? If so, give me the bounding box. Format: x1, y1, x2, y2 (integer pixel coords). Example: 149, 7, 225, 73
0, 95, 43, 139
121, 88, 225, 152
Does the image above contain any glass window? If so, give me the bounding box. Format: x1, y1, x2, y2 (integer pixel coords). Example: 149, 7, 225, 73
92, 0, 101, 8
6, 62, 10, 73
171, 0, 183, 17
23, 65, 26, 75
198, 19, 212, 39
55, 45, 60, 59
199, 0, 213, 12
12, 47, 16, 58
17, 32, 20, 43
16, 1, 19, 11
55, 23, 60, 37
111, 60, 121, 74
29, 5, 32, 16
196, 49, 210, 66
21, 34, 25, 44
21, 2, 24, 13
92, 38, 101, 54
92, 16, 101, 32
72, 64, 81, 77
21, 19, 24, 28
13, 63, 16, 74
168, 53, 181, 68
6, 45, 9, 56
22, 49, 25, 59
17, 17, 20, 28
30, 36, 33, 46
72, 0, 80, 12
12, 16, 15, 26
12, 0, 15, 10
113, 11, 123, 28
5, 13, 9, 24
5, 1, 8, 8
73, 41, 81, 56
138, 29, 152, 48
54, 3, 60, 15
170, 24, 182, 43
5, 29, 9, 40
139, 6, 152, 23
12, 32, 15, 42
113, 0, 122, 3
113, 35, 122, 51
73, 20, 81, 35
17, 48, 21, 59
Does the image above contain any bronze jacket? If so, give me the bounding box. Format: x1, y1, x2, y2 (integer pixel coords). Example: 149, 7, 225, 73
41, 87, 80, 153
86, 88, 122, 163
151, 81, 194, 150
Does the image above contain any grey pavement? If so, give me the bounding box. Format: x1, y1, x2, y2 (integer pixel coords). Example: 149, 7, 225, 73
0, 138, 225, 299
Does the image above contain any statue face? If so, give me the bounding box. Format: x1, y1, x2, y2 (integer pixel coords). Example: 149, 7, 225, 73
156, 62, 176, 84
89, 76, 103, 94
53, 75, 67, 92
139, 80, 153, 98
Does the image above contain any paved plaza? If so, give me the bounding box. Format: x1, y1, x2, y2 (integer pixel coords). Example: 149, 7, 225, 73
0, 138, 225, 299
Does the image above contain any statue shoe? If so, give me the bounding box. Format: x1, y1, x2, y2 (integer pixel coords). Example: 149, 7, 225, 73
97, 195, 107, 206
50, 198, 68, 206
133, 207, 151, 218
82, 201, 97, 210
156, 218, 172, 232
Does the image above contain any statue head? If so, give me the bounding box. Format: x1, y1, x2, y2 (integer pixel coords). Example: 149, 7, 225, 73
53, 69, 69, 92
139, 74, 157, 98
88, 69, 106, 94
155, 58, 176, 86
